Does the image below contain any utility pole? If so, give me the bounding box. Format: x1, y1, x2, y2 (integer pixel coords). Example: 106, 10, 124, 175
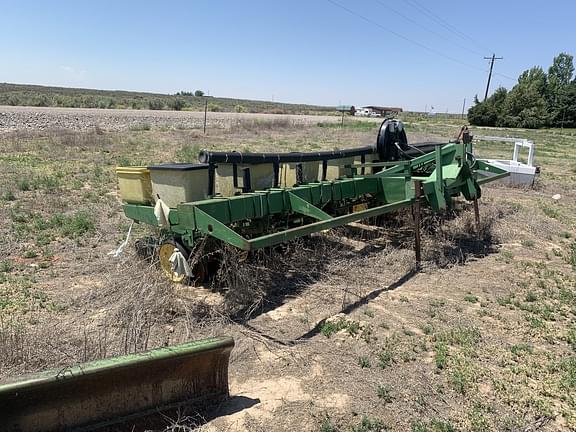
203, 97, 208, 134
461, 98, 466, 119
483, 54, 503, 101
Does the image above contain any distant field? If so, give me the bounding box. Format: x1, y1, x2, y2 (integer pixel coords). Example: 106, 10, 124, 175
0, 83, 336, 115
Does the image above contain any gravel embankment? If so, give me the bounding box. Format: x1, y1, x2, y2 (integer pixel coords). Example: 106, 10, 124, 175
0, 106, 353, 133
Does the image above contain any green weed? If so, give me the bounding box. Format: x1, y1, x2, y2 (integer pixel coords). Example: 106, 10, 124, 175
320, 318, 361, 338
320, 415, 337, 432
352, 416, 386, 432
347, 321, 361, 337
422, 323, 434, 335
541, 204, 560, 220
358, 356, 371, 368
176, 143, 201, 162
500, 250, 514, 263
15, 175, 61, 192
378, 348, 394, 369
56, 212, 95, 238
435, 341, 448, 370
510, 343, 533, 356
0, 261, 12, 273
16, 178, 31, 191
429, 299, 446, 307
411, 419, 455, 432
320, 320, 346, 337
521, 239, 535, 248
525, 315, 545, 329
468, 402, 490, 431
411, 420, 428, 432
464, 295, 479, 303
1, 190, 16, 201
560, 357, 576, 389
23, 250, 38, 259
496, 295, 513, 306
565, 242, 576, 268
376, 384, 393, 403
436, 326, 481, 347
567, 325, 576, 351
11, 208, 95, 244
449, 358, 474, 394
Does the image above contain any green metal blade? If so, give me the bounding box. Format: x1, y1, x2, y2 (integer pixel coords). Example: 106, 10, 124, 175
288, 192, 332, 221
247, 199, 412, 249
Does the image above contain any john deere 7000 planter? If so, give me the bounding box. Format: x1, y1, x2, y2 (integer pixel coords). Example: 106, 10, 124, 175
0, 120, 510, 432
118, 120, 508, 282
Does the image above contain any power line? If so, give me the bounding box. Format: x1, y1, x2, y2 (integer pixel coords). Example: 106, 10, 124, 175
372, 0, 485, 57
326, 0, 518, 103
403, 0, 493, 54
493, 71, 517, 82
325, 0, 489, 74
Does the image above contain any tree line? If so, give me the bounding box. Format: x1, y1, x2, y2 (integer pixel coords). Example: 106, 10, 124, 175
468, 53, 575, 129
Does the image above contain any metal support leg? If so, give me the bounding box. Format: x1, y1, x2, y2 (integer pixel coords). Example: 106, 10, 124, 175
473, 198, 481, 238
413, 180, 422, 268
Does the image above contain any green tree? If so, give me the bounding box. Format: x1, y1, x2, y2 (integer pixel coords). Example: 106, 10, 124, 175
194, 90, 205, 97
467, 87, 507, 126
500, 66, 549, 128
548, 53, 574, 88
556, 81, 576, 128
547, 53, 574, 125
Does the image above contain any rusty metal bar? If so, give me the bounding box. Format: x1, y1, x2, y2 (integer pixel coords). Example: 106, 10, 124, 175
473, 198, 481, 237
413, 180, 422, 266
0, 337, 234, 432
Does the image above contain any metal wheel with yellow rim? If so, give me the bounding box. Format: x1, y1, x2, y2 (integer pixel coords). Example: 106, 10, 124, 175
158, 241, 189, 283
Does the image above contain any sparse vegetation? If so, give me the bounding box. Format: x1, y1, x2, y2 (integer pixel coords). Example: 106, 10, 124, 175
376, 384, 393, 403
352, 416, 386, 432
0, 83, 336, 114
434, 341, 448, 370
358, 356, 371, 368
378, 348, 394, 369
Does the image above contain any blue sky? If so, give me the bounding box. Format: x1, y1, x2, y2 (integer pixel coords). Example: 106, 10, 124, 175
1, 0, 574, 111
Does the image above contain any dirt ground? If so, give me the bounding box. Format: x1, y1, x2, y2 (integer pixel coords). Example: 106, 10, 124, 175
0, 110, 575, 431
0, 105, 350, 133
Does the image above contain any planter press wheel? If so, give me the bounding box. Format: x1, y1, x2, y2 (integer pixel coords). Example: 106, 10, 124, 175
158, 241, 208, 284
